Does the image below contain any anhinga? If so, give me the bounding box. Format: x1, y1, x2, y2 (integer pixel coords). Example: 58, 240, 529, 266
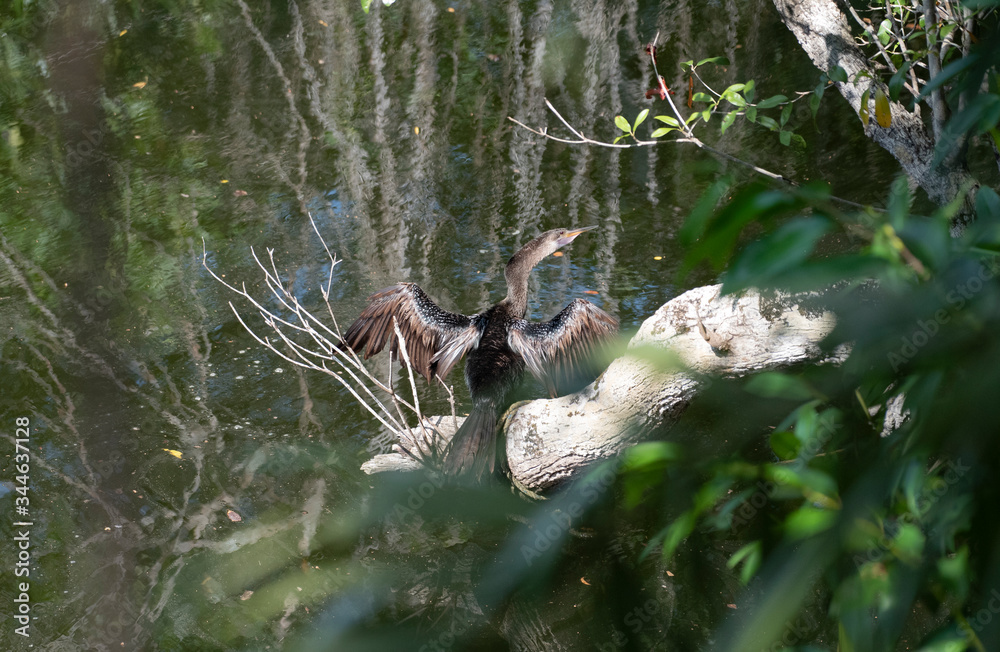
343, 226, 618, 478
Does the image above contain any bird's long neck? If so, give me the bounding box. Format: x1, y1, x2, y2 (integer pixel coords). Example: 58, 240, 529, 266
502, 236, 552, 317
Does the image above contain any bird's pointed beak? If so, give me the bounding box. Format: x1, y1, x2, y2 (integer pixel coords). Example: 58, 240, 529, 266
556, 225, 598, 247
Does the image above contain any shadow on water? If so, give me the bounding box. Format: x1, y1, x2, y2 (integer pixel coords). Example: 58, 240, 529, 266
0, 0, 894, 649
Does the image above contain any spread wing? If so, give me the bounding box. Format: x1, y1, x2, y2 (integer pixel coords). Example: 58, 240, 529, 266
508, 298, 618, 396
342, 283, 482, 382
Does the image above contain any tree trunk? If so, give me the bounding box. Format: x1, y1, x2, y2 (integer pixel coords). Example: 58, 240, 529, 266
771, 0, 977, 231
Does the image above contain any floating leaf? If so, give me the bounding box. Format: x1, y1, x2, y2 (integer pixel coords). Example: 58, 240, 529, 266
226, 509, 243, 522
875, 87, 892, 127
614, 115, 631, 133
163, 448, 183, 459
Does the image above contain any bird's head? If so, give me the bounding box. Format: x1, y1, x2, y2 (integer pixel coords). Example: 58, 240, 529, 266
553, 224, 598, 249
508, 225, 599, 272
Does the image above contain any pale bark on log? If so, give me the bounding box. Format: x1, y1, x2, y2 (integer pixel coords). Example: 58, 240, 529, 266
362, 284, 847, 494
771, 0, 977, 230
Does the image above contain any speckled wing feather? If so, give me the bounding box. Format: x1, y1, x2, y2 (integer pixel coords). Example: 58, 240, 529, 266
343, 283, 482, 382
507, 298, 618, 396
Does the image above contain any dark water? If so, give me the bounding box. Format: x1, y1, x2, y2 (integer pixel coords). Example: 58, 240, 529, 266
0, 0, 896, 649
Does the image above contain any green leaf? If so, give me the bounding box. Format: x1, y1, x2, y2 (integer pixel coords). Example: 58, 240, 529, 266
614, 115, 631, 133
809, 93, 822, 119
917, 52, 980, 102
888, 61, 912, 101
744, 79, 756, 103
691, 92, 714, 103
770, 430, 801, 460
721, 83, 746, 97
875, 87, 892, 127
361, 0, 373, 13
860, 88, 871, 126
650, 127, 674, 138
633, 108, 649, 131
785, 505, 836, 539
780, 103, 793, 127
727, 541, 762, 585
612, 134, 625, 144
975, 186, 1000, 222
696, 56, 730, 67
892, 522, 926, 565
746, 107, 757, 123
757, 115, 779, 131
877, 18, 892, 45
681, 185, 805, 276
756, 94, 788, 109
678, 176, 733, 245
720, 111, 737, 134
654, 114, 680, 127
622, 441, 681, 471
779, 129, 791, 146
791, 133, 807, 148
937, 546, 970, 599
746, 371, 816, 401
680, 59, 694, 68
828, 65, 848, 83
701, 109, 711, 123
722, 216, 833, 292
661, 511, 696, 559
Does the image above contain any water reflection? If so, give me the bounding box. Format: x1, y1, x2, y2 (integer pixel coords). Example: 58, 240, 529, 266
0, 0, 891, 648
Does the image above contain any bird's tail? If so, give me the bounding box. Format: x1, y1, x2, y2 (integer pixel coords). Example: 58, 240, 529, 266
443, 403, 498, 479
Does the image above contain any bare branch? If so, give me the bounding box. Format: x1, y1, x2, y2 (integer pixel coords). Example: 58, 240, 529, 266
202, 223, 441, 454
